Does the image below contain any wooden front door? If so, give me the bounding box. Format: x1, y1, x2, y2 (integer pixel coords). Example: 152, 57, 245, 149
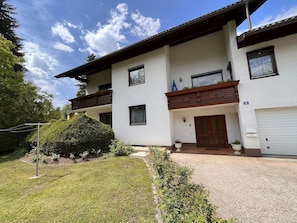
194, 115, 228, 148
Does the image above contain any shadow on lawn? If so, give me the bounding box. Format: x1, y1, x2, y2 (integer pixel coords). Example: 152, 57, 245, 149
0, 154, 18, 164
0, 150, 26, 164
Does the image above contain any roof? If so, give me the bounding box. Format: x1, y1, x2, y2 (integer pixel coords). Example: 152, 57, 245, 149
55, 0, 266, 79
237, 16, 297, 48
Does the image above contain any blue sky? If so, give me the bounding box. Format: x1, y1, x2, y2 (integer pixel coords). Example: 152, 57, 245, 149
9, 0, 297, 108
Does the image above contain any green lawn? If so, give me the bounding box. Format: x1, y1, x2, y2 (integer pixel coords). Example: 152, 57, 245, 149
0, 154, 156, 223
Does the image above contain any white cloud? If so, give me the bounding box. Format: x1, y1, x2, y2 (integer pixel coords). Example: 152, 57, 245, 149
65, 21, 79, 29
82, 3, 161, 56
23, 41, 65, 106
131, 11, 160, 38
51, 23, 75, 44
24, 42, 58, 74
255, 6, 297, 28
53, 42, 74, 53
83, 3, 131, 56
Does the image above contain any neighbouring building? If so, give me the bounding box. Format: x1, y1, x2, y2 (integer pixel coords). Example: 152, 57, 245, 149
56, 0, 297, 157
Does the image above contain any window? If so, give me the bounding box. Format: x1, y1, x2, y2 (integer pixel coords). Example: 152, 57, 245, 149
192, 70, 223, 88
247, 46, 278, 79
129, 105, 146, 125
99, 112, 112, 127
129, 65, 145, 86
98, 83, 111, 91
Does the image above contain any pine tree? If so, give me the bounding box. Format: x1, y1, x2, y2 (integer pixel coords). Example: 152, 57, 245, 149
76, 54, 97, 97
0, 0, 25, 71
86, 53, 96, 62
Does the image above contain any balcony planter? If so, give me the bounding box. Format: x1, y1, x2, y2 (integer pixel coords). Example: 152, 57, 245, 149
231, 140, 242, 155
175, 140, 182, 152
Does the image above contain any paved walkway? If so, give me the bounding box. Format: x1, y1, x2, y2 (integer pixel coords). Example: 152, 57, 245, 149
171, 153, 297, 223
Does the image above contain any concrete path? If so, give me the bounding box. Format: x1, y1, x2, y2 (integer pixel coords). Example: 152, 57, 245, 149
171, 153, 297, 223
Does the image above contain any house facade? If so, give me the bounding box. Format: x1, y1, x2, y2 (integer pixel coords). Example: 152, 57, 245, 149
56, 0, 297, 157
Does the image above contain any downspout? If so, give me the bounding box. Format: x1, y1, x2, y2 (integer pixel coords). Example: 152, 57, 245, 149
245, 0, 252, 30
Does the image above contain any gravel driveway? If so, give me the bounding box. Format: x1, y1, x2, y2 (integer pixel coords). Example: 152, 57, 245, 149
171, 153, 297, 223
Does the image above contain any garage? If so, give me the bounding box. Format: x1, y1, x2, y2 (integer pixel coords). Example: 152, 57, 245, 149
256, 107, 297, 156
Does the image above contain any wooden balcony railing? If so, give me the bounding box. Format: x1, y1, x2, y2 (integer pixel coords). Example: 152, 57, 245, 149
165, 81, 239, 110
70, 90, 112, 110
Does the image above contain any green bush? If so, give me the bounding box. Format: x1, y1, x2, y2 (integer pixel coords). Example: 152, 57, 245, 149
27, 115, 114, 156
149, 148, 235, 223
109, 139, 133, 157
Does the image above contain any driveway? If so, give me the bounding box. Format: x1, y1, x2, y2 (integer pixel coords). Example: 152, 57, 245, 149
171, 153, 297, 223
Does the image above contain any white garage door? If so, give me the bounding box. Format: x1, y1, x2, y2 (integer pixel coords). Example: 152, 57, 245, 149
256, 107, 297, 156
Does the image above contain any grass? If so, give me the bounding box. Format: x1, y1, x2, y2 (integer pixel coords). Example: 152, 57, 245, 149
0, 154, 156, 223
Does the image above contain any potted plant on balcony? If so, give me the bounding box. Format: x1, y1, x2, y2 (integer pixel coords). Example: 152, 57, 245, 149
231, 140, 242, 155
175, 140, 182, 152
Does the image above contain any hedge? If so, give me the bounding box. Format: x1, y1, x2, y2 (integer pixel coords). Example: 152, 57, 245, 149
148, 148, 235, 223
27, 114, 114, 156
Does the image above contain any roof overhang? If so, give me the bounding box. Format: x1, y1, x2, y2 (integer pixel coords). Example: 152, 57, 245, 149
237, 16, 297, 48
55, 0, 266, 79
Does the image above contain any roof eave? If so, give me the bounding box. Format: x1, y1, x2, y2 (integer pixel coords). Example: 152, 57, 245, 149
55, 0, 267, 79
237, 16, 297, 48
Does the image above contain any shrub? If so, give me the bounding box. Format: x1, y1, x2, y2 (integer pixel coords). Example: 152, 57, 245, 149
109, 139, 133, 157
51, 153, 60, 162
69, 153, 77, 163
0, 132, 26, 154
79, 150, 89, 161
27, 114, 114, 156
91, 148, 101, 157
149, 148, 235, 223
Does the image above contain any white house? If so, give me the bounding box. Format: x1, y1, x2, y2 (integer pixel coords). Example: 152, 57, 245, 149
56, 0, 297, 157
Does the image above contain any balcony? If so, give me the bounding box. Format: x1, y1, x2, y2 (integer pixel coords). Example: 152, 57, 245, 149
165, 81, 239, 110
70, 90, 112, 110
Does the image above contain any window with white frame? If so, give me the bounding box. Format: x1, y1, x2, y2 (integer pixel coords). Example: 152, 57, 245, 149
129, 105, 146, 125
247, 46, 278, 79
129, 65, 145, 86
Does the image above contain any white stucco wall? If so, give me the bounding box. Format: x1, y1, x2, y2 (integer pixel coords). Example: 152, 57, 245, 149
172, 104, 241, 144
223, 21, 237, 78
231, 33, 297, 149
86, 69, 111, 94
86, 105, 112, 121
112, 48, 172, 146
170, 30, 230, 90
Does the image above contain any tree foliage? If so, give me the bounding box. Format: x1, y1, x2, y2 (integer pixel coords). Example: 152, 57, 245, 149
0, 36, 24, 127
76, 54, 97, 97
86, 53, 96, 62
0, 0, 25, 71
0, 37, 60, 153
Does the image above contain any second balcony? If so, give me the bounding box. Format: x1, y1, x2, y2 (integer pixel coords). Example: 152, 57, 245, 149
70, 90, 112, 110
